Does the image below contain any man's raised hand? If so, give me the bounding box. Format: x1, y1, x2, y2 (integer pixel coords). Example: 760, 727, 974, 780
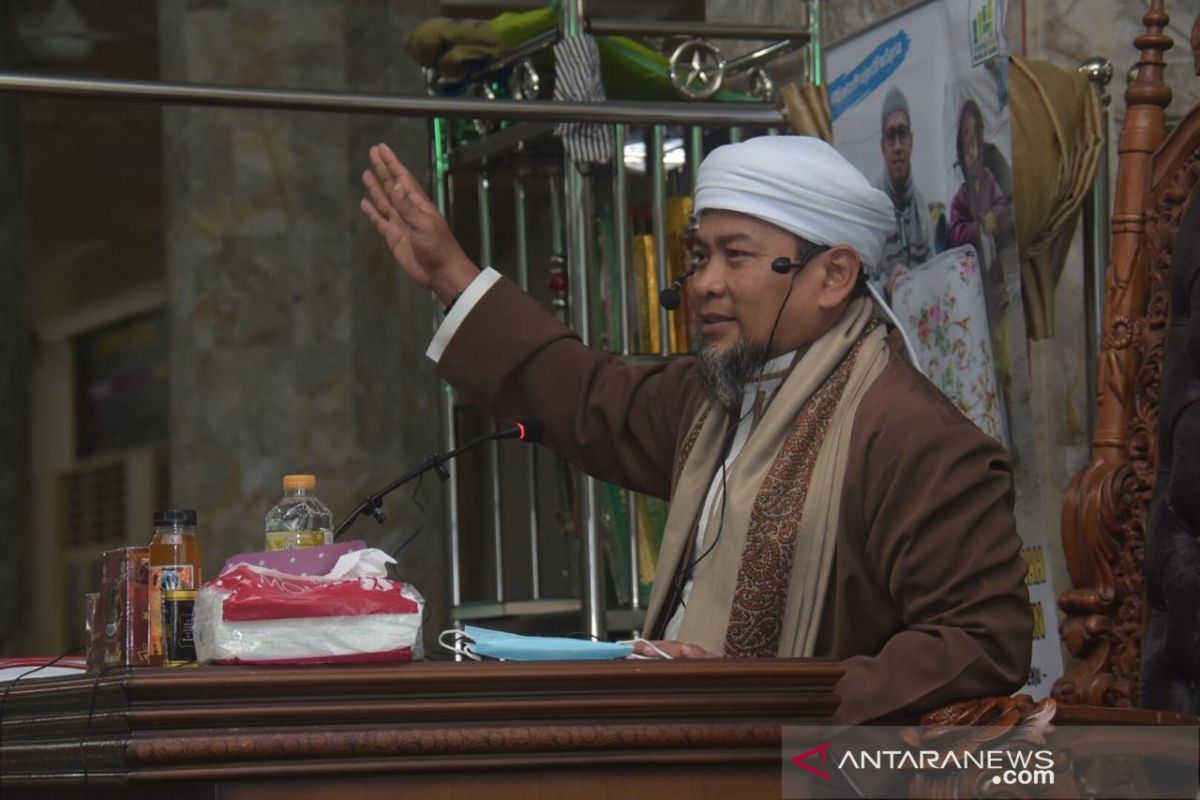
360, 143, 479, 305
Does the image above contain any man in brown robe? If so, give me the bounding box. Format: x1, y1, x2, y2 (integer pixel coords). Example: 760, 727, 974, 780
360, 135, 1031, 725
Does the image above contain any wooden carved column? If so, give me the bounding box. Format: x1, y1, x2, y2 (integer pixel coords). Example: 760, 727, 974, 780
1054, 2, 1173, 708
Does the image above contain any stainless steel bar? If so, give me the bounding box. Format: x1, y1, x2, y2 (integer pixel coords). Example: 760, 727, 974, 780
726, 40, 802, 75
550, 176, 565, 259
1079, 57, 1113, 447
514, 176, 542, 600
729, 127, 743, 144
464, 29, 558, 82
477, 172, 504, 603
562, 0, 605, 641
614, 125, 632, 356
580, 180, 605, 638
806, 0, 826, 86
626, 492, 640, 612
0, 73, 785, 126
612, 124, 640, 613
581, 477, 605, 636
588, 19, 810, 41
563, 0, 584, 37
690, 126, 703, 188
651, 125, 671, 357
568, 164, 606, 637
1081, 199, 1098, 440
449, 122, 556, 171
429, 118, 463, 611
548, 174, 568, 323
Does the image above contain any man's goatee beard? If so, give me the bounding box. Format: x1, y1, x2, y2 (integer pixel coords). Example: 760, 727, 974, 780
694, 338, 768, 410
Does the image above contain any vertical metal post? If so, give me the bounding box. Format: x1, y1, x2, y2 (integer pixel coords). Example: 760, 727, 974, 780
613, 123, 640, 613
514, 175, 542, 599
729, 127, 743, 144
548, 176, 568, 323
1079, 57, 1113, 447
568, 163, 605, 637
806, 0, 825, 86
550, 177, 565, 256
651, 125, 670, 356
689, 126, 703, 188
477, 172, 504, 603
614, 124, 632, 355
561, 0, 605, 640
429, 117, 463, 609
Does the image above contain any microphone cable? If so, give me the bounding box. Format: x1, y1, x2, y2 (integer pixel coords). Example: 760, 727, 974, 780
672, 265, 805, 607
0, 647, 86, 790
674, 255, 896, 610
388, 417, 542, 564
390, 468, 430, 560
78, 663, 118, 800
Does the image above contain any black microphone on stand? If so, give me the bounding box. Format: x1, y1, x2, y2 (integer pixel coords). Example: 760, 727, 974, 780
659, 269, 696, 310
333, 416, 543, 539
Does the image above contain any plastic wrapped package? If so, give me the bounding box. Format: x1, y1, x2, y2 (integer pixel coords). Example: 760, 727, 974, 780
93, 546, 151, 668
194, 549, 424, 665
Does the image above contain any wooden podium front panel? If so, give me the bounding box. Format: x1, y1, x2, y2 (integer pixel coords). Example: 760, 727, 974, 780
0, 659, 842, 798
215, 764, 777, 800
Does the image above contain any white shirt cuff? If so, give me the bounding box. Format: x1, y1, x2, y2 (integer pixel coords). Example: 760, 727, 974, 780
425, 267, 502, 363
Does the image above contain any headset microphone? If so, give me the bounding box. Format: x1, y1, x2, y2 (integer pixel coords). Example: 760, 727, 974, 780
771, 256, 800, 274
658, 269, 695, 310
662, 245, 827, 310
772, 243, 830, 275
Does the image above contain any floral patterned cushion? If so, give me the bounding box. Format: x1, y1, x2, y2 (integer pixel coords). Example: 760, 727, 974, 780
890, 245, 1007, 444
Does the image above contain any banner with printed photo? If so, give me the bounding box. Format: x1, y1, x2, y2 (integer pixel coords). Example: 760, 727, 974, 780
828, 0, 1062, 699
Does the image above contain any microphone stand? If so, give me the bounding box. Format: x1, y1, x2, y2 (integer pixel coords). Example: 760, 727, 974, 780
332, 424, 535, 539
332, 452, 453, 540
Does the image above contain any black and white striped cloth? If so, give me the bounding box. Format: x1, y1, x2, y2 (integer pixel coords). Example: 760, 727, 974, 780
553, 34, 614, 164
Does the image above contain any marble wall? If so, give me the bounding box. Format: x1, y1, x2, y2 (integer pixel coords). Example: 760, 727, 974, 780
160, 0, 445, 634
0, 7, 29, 654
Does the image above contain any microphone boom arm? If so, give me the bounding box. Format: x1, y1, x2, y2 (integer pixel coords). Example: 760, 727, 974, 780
332, 418, 542, 539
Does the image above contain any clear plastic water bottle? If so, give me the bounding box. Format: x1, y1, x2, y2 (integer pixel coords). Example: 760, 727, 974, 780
264, 474, 333, 551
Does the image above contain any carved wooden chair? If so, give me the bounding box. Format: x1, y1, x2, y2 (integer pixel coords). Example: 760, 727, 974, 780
1055, 0, 1199, 719
909, 4, 1200, 793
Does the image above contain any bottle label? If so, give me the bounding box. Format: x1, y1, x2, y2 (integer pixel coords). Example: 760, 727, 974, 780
149, 564, 195, 658
163, 592, 197, 665
265, 530, 332, 551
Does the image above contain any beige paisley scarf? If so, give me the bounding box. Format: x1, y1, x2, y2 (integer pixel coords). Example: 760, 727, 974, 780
645, 297, 890, 656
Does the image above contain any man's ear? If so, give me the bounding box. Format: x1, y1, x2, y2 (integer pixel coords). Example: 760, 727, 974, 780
817, 245, 861, 310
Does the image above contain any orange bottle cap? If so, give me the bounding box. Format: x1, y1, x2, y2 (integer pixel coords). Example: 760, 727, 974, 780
282, 474, 316, 490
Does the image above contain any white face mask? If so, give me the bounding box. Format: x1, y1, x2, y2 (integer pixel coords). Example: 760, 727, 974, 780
438, 625, 674, 661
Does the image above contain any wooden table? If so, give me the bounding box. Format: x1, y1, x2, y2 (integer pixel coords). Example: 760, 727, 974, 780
0, 658, 843, 799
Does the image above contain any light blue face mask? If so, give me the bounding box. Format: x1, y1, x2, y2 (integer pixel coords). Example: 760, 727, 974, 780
439, 625, 639, 661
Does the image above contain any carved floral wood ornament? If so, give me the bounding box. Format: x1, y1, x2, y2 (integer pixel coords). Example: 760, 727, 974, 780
1192, 12, 1200, 76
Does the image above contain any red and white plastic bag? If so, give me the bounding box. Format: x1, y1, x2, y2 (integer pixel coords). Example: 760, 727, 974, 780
194, 548, 423, 664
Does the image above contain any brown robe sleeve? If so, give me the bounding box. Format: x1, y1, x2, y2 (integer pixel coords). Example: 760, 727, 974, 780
436, 276, 706, 499
832, 348, 1033, 725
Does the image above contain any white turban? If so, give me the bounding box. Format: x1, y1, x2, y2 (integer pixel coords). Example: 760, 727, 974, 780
693, 136, 894, 267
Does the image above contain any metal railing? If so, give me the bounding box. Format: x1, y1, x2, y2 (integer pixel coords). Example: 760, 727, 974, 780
0, 73, 784, 126
1078, 56, 1114, 448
